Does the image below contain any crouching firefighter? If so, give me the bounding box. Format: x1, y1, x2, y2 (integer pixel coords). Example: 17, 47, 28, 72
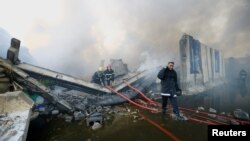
104, 64, 115, 86
157, 62, 183, 120
91, 67, 105, 86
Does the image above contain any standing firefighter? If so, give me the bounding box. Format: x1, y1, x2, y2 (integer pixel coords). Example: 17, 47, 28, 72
104, 64, 115, 86
157, 62, 184, 120
91, 67, 105, 86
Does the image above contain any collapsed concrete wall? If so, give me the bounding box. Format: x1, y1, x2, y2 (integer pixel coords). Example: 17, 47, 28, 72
179, 34, 225, 94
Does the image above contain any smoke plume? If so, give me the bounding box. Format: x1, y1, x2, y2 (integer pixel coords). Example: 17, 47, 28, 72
1, 0, 249, 80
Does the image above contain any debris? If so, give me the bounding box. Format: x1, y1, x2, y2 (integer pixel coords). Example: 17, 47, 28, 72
209, 108, 217, 113
233, 109, 249, 120
133, 115, 139, 120
197, 106, 205, 111
35, 96, 44, 105
64, 115, 73, 122
96, 106, 103, 112
51, 110, 59, 115
74, 111, 85, 121
91, 122, 102, 130
207, 114, 216, 118
86, 112, 103, 126
30, 112, 39, 120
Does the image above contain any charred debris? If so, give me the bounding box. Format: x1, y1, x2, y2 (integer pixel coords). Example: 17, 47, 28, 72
0, 38, 159, 127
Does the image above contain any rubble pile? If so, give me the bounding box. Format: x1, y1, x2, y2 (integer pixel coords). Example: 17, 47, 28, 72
195, 106, 249, 125
49, 104, 142, 130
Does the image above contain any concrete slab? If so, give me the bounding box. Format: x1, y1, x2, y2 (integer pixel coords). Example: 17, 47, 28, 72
0, 91, 34, 141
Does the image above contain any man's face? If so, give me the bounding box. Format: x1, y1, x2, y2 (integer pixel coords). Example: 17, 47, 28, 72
167, 63, 174, 70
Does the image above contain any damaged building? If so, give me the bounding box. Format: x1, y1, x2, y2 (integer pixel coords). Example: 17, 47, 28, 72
179, 34, 225, 94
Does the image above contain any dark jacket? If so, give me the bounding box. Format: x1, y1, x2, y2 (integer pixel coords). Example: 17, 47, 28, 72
157, 67, 180, 95
91, 71, 105, 86
104, 68, 114, 81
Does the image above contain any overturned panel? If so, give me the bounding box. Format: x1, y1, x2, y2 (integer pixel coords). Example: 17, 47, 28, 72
179, 34, 225, 95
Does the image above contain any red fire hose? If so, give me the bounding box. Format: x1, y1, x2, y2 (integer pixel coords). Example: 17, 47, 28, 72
122, 80, 247, 125
106, 86, 160, 113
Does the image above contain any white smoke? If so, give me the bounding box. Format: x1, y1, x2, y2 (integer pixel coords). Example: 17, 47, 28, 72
1, 0, 249, 80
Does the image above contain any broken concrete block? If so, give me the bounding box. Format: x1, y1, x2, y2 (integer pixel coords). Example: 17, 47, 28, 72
91, 122, 102, 130
197, 106, 205, 111
209, 108, 217, 113
51, 110, 59, 115
75, 104, 86, 111
74, 111, 85, 121
233, 109, 249, 120
86, 116, 103, 126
